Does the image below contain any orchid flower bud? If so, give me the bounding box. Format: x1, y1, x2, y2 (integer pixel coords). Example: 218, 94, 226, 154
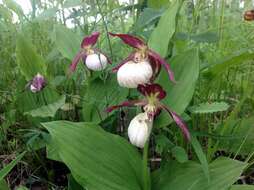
117, 60, 153, 88
128, 112, 153, 148
85, 53, 107, 71
30, 73, 46, 93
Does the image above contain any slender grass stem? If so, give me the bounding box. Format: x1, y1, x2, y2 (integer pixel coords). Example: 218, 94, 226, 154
218, 0, 225, 49
95, 0, 114, 60
143, 141, 150, 190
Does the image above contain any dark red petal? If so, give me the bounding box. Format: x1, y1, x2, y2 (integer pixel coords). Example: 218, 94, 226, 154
81, 32, 100, 48
94, 48, 112, 64
161, 105, 191, 141
105, 100, 146, 113
69, 51, 86, 72
148, 53, 161, 81
112, 52, 135, 73
137, 83, 166, 100
137, 84, 147, 96
148, 50, 176, 83
109, 32, 145, 49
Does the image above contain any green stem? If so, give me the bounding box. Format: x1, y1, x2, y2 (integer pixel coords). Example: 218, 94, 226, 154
143, 141, 150, 190
95, 0, 113, 59
218, 0, 225, 49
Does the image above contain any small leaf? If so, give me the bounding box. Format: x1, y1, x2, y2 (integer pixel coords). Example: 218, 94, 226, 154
171, 146, 188, 163
191, 135, 210, 183
25, 96, 66, 118
0, 151, 26, 180
189, 102, 230, 114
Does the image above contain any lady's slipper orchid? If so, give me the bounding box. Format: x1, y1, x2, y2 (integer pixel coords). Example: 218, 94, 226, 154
106, 83, 190, 144
69, 32, 111, 72
109, 33, 175, 88
128, 112, 153, 148
29, 73, 46, 93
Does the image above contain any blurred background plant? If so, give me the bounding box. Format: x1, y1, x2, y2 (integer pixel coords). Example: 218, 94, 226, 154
0, 0, 254, 189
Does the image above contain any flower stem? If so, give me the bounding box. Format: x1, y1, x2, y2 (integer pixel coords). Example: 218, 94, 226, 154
143, 141, 150, 190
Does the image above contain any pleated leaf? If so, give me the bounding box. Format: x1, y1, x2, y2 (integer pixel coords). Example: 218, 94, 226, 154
43, 121, 143, 190
24, 96, 66, 118
152, 157, 247, 190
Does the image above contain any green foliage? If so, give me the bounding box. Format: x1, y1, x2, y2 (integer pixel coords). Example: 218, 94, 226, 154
43, 121, 143, 190
82, 76, 128, 122
134, 8, 164, 30
152, 157, 247, 190
53, 24, 82, 60
189, 102, 230, 114
16, 34, 47, 80
3, 0, 24, 19
171, 146, 188, 163
68, 175, 84, 190
218, 117, 254, 155
0, 152, 26, 180
155, 48, 199, 127
204, 51, 254, 78
147, 0, 169, 9
191, 135, 210, 182
230, 185, 254, 190
148, 0, 182, 57
36, 7, 59, 21
0, 180, 10, 190
1, 0, 254, 188
24, 95, 66, 118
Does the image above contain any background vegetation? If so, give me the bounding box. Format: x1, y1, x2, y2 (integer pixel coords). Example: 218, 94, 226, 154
0, 0, 254, 189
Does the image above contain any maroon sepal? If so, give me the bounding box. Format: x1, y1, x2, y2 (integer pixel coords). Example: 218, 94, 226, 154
148, 50, 176, 83
109, 32, 145, 49
137, 83, 166, 100
161, 105, 190, 141
112, 52, 135, 73
81, 32, 100, 48
69, 51, 86, 72
106, 100, 146, 113
148, 53, 161, 81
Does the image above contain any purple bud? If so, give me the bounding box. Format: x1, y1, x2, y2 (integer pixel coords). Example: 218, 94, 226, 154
30, 73, 46, 93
